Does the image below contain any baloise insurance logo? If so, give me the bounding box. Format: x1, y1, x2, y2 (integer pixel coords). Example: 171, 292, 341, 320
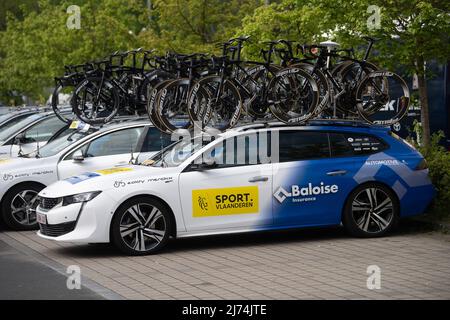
274, 182, 339, 203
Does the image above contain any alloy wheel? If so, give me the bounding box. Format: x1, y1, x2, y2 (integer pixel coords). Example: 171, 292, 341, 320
119, 203, 167, 252
10, 190, 39, 227
351, 187, 394, 234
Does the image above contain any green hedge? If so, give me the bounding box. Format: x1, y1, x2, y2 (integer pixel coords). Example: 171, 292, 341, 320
418, 132, 450, 218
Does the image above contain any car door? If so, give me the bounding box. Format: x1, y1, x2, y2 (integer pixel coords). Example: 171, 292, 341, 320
57, 126, 145, 179
272, 129, 358, 227
178, 131, 273, 231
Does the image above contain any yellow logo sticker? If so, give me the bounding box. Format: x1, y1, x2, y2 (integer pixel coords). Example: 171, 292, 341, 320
192, 186, 259, 217
0, 159, 11, 165
95, 167, 133, 175
69, 121, 79, 129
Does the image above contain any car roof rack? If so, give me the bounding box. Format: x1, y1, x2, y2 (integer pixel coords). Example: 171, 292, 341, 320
236, 118, 385, 131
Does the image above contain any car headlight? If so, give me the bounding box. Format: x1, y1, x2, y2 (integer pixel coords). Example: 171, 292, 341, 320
62, 191, 102, 206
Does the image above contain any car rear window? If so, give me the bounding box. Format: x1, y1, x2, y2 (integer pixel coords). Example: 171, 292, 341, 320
329, 132, 387, 156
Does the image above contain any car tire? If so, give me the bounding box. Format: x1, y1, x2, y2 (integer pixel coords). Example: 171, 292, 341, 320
1, 183, 44, 231
111, 197, 172, 255
342, 183, 399, 238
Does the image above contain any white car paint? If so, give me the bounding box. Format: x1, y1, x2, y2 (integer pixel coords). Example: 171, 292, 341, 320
0, 121, 165, 217
36, 127, 278, 243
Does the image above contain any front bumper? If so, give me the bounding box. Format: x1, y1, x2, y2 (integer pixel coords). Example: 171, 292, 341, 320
36, 193, 114, 243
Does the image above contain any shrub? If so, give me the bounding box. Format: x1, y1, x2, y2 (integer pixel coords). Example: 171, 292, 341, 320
417, 131, 450, 218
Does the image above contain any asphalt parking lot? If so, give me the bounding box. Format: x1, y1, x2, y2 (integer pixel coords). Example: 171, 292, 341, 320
0, 220, 449, 300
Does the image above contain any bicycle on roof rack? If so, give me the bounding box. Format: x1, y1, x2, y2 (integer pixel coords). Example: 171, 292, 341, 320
50, 35, 410, 132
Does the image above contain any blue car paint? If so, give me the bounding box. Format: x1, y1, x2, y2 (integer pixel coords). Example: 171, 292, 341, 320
271, 125, 435, 227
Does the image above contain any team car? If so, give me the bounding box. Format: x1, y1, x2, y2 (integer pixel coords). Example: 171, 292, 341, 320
0, 110, 73, 158
0, 107, 43, 132
0, 119, 171, 230
36, 121, 435, 255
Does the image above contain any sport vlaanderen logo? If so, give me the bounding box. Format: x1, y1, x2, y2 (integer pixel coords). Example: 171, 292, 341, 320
192, 186, 259, 217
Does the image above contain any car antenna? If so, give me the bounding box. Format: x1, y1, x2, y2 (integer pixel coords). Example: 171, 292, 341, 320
160, 132, 167, 168
35, 130, 41, 158
16, 135, 24, 157
129, 144, 135, 164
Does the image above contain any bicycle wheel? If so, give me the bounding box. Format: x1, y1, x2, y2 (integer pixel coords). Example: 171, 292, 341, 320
336, 61, 380, 117
290, 63, 330, 117
72, 77, 120, 125
139, 69, 174, 104
51, 81, 76, 124
155, 78, 193, 133
268, 67, 319, 124
188, 75, 242, 132
147, 79, 177, 134
242, 64, 281, 118
356, 71, 410, 125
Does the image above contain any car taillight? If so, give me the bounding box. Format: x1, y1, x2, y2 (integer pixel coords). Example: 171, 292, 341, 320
415, 159, 428, 170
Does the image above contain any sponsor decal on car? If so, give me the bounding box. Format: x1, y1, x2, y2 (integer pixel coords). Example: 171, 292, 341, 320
0, 159, 11, 165
192, 186, 259, 217
95, 167, 133, 175
274, 182, 339, 203
66, 167, 134, 184
69, 120, 90, 132
66, 172, 101, 184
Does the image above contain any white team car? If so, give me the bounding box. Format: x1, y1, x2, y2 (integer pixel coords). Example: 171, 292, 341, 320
0, 110, 71, 158
36, 122, 435, 255
0, 119, 170, 230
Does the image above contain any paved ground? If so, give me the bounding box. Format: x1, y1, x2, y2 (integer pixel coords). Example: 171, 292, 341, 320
0, 240, 103, 299
0, 220, 449, 300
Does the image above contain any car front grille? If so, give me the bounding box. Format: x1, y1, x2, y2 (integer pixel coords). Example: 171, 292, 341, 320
39, 197, 61, 211
39, 221, 76, 237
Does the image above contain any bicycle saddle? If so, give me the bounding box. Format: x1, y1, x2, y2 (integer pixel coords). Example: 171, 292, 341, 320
319, 40, 340, 49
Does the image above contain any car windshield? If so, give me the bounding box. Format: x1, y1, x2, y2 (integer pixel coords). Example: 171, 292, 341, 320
27, 130, 89, 158
145, 136, 214, 167
0, 113, 41, 141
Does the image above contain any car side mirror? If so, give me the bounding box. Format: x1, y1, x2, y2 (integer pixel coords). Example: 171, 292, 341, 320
72, 150, 85, 162
189, 160, 217, 171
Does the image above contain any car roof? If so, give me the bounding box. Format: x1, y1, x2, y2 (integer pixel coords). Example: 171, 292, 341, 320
220, 119, 390, 138
82, 116, 153, 134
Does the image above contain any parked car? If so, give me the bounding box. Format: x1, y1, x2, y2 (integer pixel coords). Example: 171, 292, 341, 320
0, 118, 171, 230
35, 121, 435, 255
0, 107, 47, 132
0, 110, 72, 158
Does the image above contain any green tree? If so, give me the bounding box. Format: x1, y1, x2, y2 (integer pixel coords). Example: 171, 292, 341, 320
0, 0, 148, 103
241, 0, 450, 147
138, 0, 264, 54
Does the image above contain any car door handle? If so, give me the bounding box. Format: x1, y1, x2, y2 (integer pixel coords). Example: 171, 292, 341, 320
326, 170, 347, 176
248, 176, 269, 183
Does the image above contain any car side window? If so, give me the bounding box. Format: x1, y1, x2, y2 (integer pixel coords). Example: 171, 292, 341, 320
22, 117, 66, 143
329, 132, 387, 156
278, 130, 330, 162
140, 127, 173, 152
196, 132, 271, 169
66, 127, 144, 159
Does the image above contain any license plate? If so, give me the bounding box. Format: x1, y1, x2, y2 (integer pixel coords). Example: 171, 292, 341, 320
36, 213, 47, 224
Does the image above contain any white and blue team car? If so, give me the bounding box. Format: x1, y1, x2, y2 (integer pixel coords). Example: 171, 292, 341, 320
36, 121, 435, 255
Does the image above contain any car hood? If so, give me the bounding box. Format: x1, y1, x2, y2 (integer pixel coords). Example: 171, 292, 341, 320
0, 156, 56, 180
39, 164, 180, 197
